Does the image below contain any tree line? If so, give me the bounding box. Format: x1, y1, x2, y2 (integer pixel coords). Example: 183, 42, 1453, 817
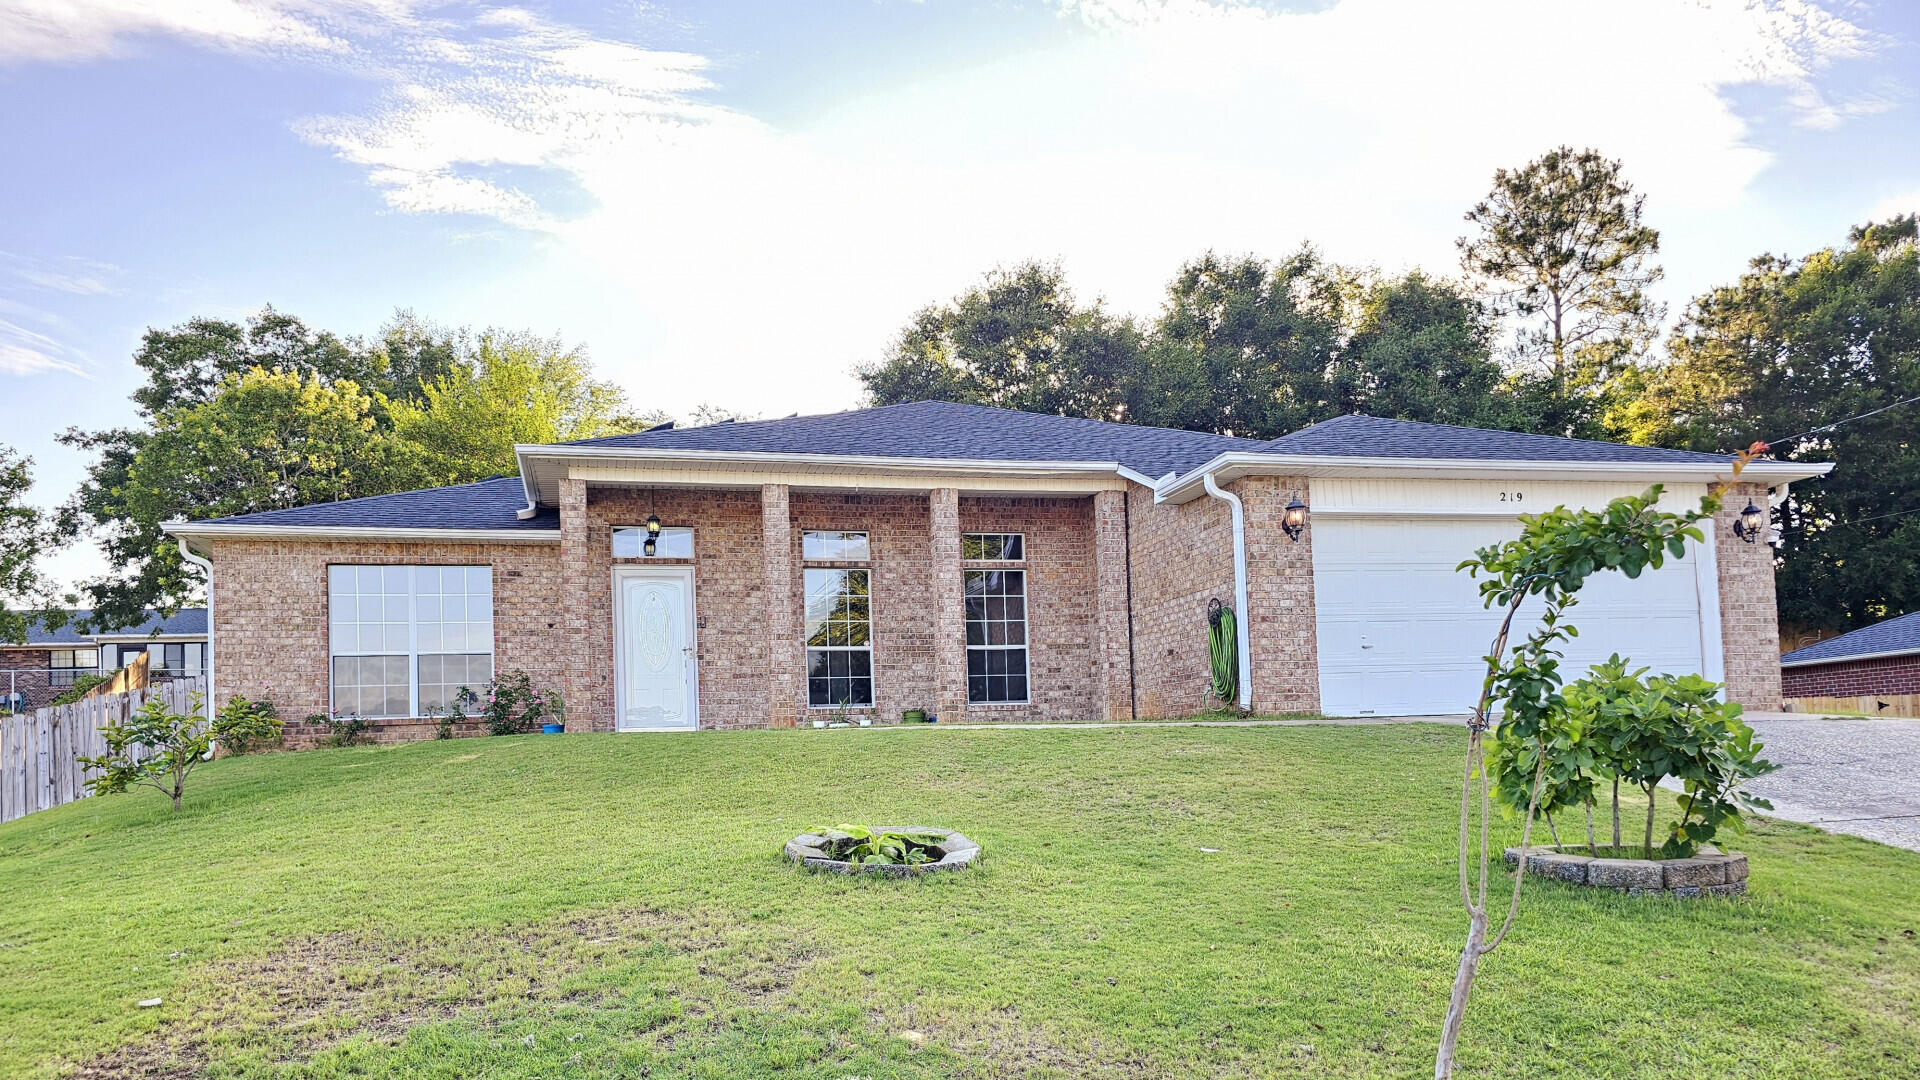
0, 146, 1914, 643
859, 148, 1919, 637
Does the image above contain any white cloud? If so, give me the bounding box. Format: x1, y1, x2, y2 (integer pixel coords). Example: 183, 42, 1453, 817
0, 0, 1893, 414
0, 0, 420, 64
1868, 188, 1920, 223
0, 319, 88, 377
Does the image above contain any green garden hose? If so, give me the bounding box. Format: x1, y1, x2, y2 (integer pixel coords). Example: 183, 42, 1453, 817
1207, 599, 1237, 704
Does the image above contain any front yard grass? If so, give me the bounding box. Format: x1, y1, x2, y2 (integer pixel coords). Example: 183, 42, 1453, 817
2, 722, 1917, 1078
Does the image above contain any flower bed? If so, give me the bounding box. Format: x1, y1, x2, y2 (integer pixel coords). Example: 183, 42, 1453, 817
784, 826, 979, 877
1503, 844, 1747, 898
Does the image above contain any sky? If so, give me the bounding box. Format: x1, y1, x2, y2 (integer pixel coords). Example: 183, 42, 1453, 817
2, 0, 1918, 593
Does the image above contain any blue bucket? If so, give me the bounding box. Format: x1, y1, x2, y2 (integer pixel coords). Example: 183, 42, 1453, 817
541, 722, 564, 734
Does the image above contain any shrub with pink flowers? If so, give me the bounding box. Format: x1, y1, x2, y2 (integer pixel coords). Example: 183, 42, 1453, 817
480, 669, 564, 736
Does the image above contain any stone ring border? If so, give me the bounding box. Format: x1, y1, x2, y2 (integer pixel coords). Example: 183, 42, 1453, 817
784, 827, 980, 877
1503, 844, 1748, 899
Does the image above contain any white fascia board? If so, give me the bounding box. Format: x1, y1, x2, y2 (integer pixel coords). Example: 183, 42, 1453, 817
1153, 453, 1833, 504
87, 634, 206, 643
514, 443, 1143, 507
1780, 646, 1920, 669
159, 521, 559, 545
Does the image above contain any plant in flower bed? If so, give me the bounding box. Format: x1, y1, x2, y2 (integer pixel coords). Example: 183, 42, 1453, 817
1490, 655, 1777, 860
807, 824, 948, 866
481, 670, 563, 736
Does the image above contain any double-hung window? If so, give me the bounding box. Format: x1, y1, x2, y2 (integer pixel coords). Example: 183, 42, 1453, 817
803, 531, 873, 708
963, 533, 1028, 704
328, 565, 494, 718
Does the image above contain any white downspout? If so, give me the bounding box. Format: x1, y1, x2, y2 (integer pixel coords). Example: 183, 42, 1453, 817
1201, 473, 1253, 712
177, 539, 214, 722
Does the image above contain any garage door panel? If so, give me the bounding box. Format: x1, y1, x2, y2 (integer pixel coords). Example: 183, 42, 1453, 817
1313, 516, 1713, 716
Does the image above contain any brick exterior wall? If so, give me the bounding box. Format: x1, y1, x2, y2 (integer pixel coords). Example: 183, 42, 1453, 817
580, 487, 769, 731
1125, 482, 1235, 719
1, 648, 54, 711
1238, 476, 1319, 715
208, 538, 566, 747
762, 485, 802, 729
1091, 489, 1135, 721
1783, 653, 1920, 698
1715, 481, 1784, 710
959, 495, 1104, 722
929, 488, 967, 723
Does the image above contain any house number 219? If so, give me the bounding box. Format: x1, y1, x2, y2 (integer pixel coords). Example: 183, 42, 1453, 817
1498, 491, 1524, 503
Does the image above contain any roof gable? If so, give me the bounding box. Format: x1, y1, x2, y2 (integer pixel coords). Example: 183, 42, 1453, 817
562, 400, 1261, 478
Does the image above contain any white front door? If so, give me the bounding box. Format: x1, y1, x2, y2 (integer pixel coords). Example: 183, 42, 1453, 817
614, 567, 699, 731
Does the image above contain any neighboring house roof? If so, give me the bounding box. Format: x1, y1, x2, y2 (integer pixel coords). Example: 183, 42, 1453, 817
1, 614, 92, 647
162, 401, 1831, 536
1781, 611, 1920, 667
1258, 414, 1749, 465
2, 609, 208, 647
185, 477, 558, 533
88, 608, 209, 640
564, 400, 1263, 477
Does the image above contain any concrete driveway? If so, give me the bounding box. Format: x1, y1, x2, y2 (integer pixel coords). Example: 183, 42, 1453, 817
1738, 711, 1920, 853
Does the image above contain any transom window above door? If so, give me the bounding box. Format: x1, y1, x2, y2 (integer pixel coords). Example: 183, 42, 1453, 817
802, 530, 870, 561
962, 533, 1024, 561
613, 526, 693, 559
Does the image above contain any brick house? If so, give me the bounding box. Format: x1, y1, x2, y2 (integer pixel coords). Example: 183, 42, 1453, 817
1, 609, 208, 712
1781, 612, 1920, 705
159, 403, 1829, 744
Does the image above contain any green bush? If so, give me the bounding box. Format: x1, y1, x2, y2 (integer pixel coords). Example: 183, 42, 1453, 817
216, 695, 280, 755
79, 691, 283, 810
322, 713, 374, 747
1489, 655, 1777, 858
480, 670, 562, 736
48, 672, 110, 707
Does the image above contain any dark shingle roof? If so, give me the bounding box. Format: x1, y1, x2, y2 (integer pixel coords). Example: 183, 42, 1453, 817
201, 477, 555, 532
563, 401, 1262, 478
2, 609, 208, 646
1256, 414, 1741, 465
2, 613, 92, 647
87, 609, 208, 639
1781, 612, 1920, 666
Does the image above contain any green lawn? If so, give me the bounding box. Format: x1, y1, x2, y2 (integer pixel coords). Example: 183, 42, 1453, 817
2, 723, 1917, 1079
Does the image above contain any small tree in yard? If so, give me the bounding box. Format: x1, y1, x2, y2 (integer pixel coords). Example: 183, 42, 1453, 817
1434, 444, 1767, 1079
80, 692, 282, 811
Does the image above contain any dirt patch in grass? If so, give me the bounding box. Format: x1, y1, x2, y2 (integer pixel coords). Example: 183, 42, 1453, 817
877, 1003, 1157, 1079
71, 908, 713, 1079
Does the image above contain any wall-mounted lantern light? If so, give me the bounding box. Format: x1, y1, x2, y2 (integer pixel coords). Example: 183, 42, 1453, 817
1732, 500, 1766, 544
1281, 494, 1308, 543
644, 514, 662, 557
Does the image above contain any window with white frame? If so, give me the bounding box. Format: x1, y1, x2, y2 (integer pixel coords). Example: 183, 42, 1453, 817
804, 530, 874, 707
963, 533, 1028, 704
961, 532, 1024, 561
328, 565, 493, 718
612, 526, 694, 559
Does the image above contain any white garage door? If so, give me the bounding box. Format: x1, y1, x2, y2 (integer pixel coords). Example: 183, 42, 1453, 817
1313, 515, 1721, 716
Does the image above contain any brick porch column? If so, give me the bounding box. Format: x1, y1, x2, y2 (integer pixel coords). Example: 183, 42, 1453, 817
762, 484, 803, 728
929, 487, 967, 723
1240, 476, 1320, 715
557, 477, 597, 731
1091, 489, 1135, 721
1715, 481, 1783, 710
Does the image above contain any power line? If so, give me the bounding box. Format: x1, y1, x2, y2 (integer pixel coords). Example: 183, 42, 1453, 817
1766, 393, 1920, 450
1833, 504, 1920, 529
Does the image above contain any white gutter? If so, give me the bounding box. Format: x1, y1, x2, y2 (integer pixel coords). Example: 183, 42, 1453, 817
176, 539, 214, 722
1154, 452, 1833, 504
1200, 473, 1253, 712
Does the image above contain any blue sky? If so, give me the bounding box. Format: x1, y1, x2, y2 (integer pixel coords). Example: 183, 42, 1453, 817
3, 0, 1918, 590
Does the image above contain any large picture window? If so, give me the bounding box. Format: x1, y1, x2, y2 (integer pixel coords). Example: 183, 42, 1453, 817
328, 565, 494, 718
805, 568, 873, 707
47, 648, 98, 687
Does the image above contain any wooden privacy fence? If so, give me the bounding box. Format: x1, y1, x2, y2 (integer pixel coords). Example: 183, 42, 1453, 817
0, 677, 205, 825
1784, 693, 1920, 719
